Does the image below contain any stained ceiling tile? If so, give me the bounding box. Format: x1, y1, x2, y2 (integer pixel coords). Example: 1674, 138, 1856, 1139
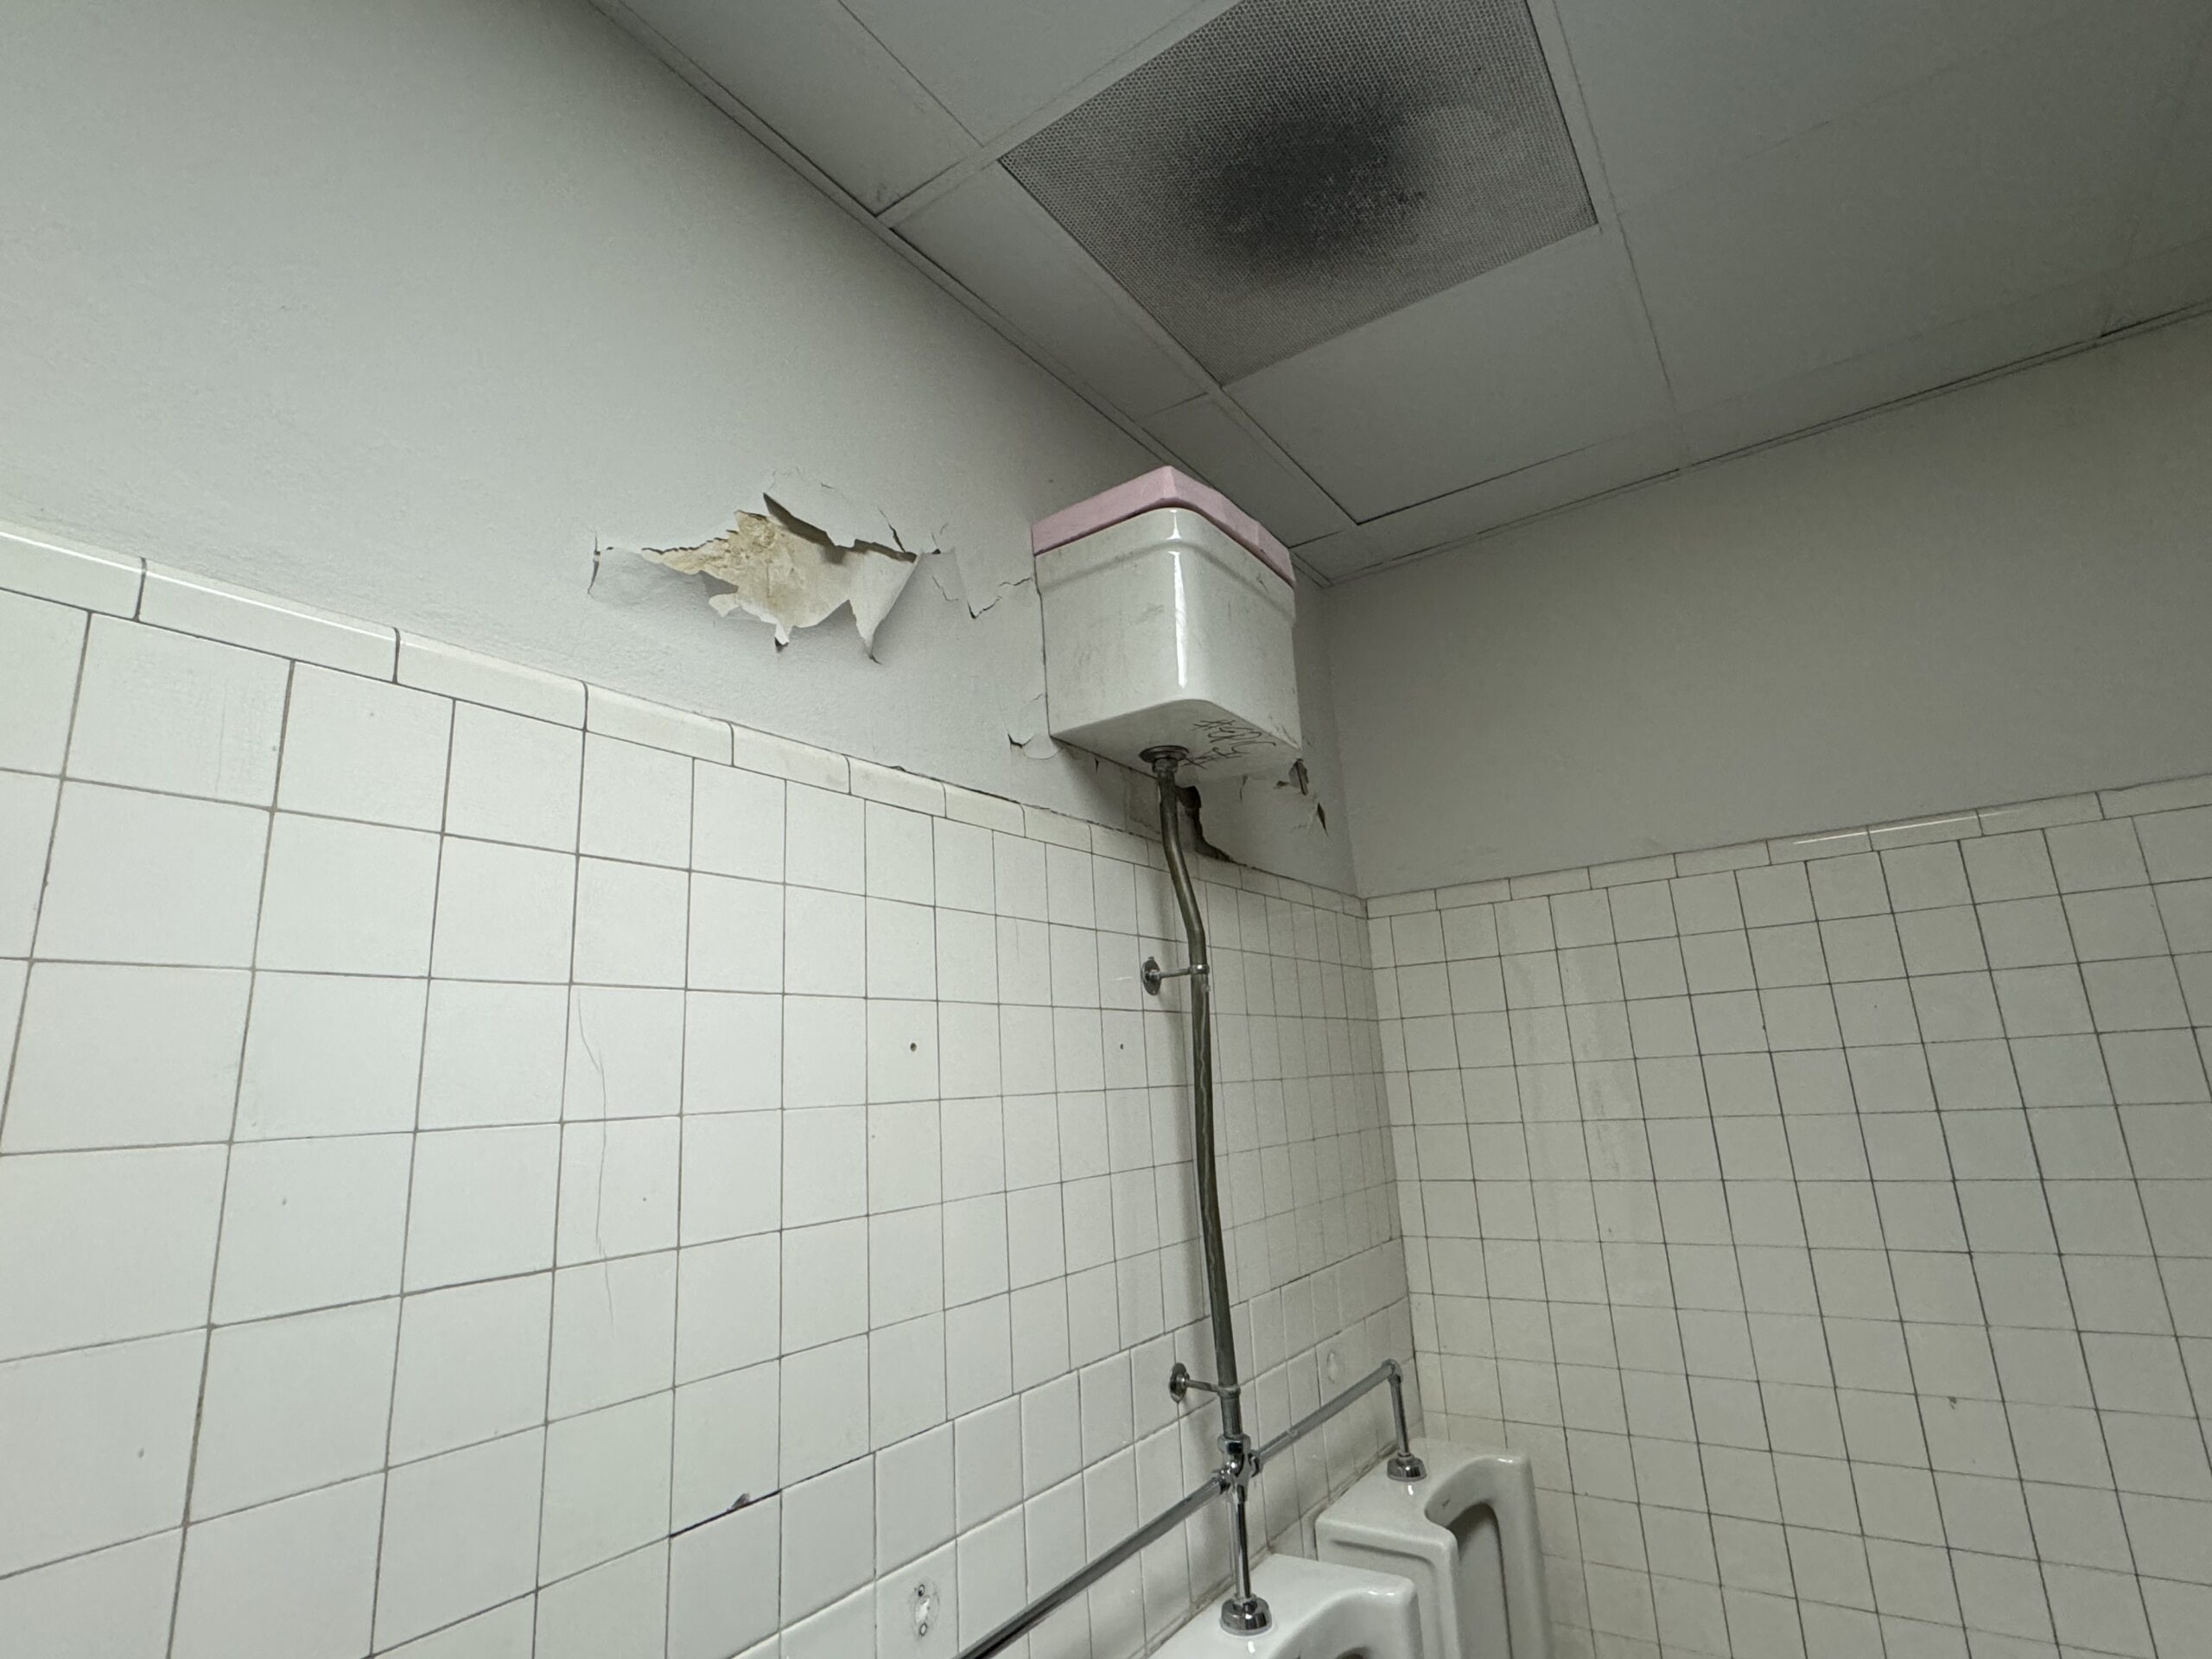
1623, 2, 2202, 412
619, 0, 972, 210
897, 166, 1205, 419
1225, 230, 1671, 519
836, 0, 1213, 143
1555, 0, 2088, 207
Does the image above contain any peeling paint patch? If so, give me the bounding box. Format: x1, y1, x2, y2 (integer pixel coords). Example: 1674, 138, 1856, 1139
628, 495, 920, 655
1006, 689, 1059, 760
1274, 757, 1327, 832
920, 538, 1032, 620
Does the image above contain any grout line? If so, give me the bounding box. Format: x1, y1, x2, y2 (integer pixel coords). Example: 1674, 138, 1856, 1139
162, 659, 293, 1659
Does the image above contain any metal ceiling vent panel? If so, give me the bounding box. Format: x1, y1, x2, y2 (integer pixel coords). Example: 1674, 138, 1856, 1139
1003, 0, 1595, 384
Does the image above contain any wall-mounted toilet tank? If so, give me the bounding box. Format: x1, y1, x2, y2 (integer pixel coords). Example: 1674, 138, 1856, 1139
1033, 467, 1300, 777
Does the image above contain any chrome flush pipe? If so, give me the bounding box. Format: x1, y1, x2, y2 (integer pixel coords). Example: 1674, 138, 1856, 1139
1142, 746, 1269, 1636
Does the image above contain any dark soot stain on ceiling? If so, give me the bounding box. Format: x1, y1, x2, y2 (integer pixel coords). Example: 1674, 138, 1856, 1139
1005, 0, 1595, 383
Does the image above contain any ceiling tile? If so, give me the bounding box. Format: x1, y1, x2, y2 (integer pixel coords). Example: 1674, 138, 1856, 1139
620, 0, 972, 210
1225, 229, 1671, 519
896, 166, 1205, 418
1143, 396, 1353, 547
1296, 423, 1688, 582
1623, 1, 2202, 411
837, 0, 1211, 143
1556, 0, 2084, 207
1676, 276, 2110, 461
2108, 235, 2212, 331
2133, 29, 2212, 256
1000, 0, 1595, 383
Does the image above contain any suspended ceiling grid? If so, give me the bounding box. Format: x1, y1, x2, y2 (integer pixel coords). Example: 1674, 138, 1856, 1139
596, 0, 2212, 583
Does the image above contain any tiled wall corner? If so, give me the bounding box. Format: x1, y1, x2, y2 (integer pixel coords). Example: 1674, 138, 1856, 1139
1374, 783, 2212, 1659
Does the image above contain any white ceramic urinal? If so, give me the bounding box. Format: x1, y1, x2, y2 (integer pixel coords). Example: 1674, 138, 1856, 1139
1152, 1555, 1419, 1658
1316, 1439, 1549, 1659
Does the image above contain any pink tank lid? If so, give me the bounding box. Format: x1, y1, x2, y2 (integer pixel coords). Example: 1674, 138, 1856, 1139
1031, 466, 1294, 587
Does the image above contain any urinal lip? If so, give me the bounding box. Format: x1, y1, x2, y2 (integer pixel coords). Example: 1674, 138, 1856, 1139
1147, 1555, 1419, 1656
1316, 1437, 1530, 1533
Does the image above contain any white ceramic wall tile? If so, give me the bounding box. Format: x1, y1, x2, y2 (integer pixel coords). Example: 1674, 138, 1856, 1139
34, 782, 267, 966
403, 1126, 563, 1291
572, 858, 689, 987
580, 735, 692, 867
537, 1392, 673, 1582
399, 632, 586, 727
212, 1134, 412, 1322
0, 1146, 226, 1358
417, 980, 569, 1129
374, 1428, 546, 1648
731, 722, 849, 792
547, 1251, 677, 1411
853, 758, 945, 817
447, 702, 583, 851
788, 784, 867, 894
432, 839, 576, 982
0, 772, 57, 957
535, 1541, 668, 1659
66, 619, 289, 809
389, 1274, 554, 1465
693, 761, 785, 883
0, 588, 87, 773
189, 1300, 399, 1518
0, 523, 143, 614
276, 664, 452, 829
140, 563, 395, 677
0, 589, 1407, 1659
2, 963, 251, 1149
0, 1529, 181, 1656
668, 1503, 779, 1659
235, 970, 426, 1138
171, 1474, 385, 1659
587, 684, 729, 763
0, 1330, 203, 1574
257, 814, 440, 975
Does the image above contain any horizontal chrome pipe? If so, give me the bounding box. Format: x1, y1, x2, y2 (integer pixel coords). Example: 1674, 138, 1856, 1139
1253, 1358, 1426, 1482
952, 1467, 1230, 1659
949, 1359, 1424, 1659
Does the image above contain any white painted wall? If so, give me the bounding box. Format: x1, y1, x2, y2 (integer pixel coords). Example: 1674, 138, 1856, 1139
0, 0, 1353, 891
1329, 315, 2212, 894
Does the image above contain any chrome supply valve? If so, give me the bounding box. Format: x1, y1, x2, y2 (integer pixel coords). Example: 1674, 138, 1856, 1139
1216, 1431, 1272, 1635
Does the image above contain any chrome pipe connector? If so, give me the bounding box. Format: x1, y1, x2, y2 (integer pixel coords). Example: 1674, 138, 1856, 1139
1140, 955, 1209, 995
1167, 1362, 1224, 1401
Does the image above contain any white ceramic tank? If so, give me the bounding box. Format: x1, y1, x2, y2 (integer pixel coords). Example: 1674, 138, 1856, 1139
1034, 505, 1300, 777
1316, 1440, 1551, 1659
